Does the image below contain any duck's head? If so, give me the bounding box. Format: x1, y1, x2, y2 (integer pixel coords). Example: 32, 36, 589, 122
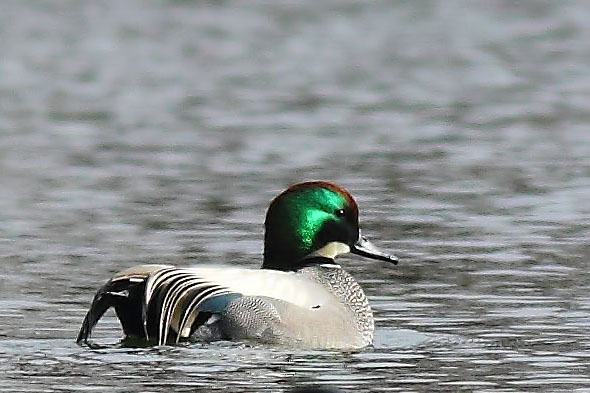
263, 181, 398, 270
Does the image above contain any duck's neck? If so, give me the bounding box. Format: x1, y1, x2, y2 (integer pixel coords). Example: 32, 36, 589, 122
262, 247, 297, 271
263, 223, 304, 270
262, 252, 337, 271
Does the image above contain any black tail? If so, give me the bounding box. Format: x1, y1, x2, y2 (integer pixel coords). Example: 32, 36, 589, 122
76, 275, 147, 347
77, 266, 240, 347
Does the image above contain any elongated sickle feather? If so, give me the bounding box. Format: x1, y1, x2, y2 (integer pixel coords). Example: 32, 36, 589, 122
175, 287, 238, 343
78, 265, 245, 346
158, 275, 211, 345
141, 267, 243, 345
142, 267, 179, 340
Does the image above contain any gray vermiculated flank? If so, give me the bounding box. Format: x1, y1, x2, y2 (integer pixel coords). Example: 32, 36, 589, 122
213, 265, 374, 348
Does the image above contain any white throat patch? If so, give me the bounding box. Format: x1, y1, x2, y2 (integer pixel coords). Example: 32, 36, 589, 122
311, 241, 351, 259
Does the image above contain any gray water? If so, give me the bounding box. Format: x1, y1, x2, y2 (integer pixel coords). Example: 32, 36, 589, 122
1, 1, 590, 392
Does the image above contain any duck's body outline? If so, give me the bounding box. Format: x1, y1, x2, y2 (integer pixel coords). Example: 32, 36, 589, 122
77, 181, 397, 349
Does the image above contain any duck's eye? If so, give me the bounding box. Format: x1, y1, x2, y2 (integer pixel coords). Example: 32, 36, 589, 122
335, 209, 346, 217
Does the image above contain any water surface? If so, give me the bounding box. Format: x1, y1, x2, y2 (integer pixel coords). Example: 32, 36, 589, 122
1, 1, 590, 392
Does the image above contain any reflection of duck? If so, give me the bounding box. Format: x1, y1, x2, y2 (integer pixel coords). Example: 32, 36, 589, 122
77, 181, 397, 349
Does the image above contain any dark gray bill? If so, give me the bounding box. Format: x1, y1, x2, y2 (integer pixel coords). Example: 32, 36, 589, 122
351, 233, 398, 264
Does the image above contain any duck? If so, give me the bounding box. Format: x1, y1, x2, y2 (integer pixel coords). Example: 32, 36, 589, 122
76, 181, 398, 349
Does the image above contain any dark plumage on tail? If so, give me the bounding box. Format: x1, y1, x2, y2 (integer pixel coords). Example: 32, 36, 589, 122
77, 265, 242, 347
76, 274, 148, 346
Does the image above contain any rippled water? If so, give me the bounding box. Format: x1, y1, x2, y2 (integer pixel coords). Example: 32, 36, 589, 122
2, 1, 590, 392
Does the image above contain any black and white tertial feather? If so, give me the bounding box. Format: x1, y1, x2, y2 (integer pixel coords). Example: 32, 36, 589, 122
77, 265, 240, 346
144, 267, 237, 345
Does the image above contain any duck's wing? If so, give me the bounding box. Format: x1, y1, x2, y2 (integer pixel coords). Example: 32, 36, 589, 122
76, 264, 333, 347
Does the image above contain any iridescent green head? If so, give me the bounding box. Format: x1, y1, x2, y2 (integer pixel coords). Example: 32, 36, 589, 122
262, 181, 397, 270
